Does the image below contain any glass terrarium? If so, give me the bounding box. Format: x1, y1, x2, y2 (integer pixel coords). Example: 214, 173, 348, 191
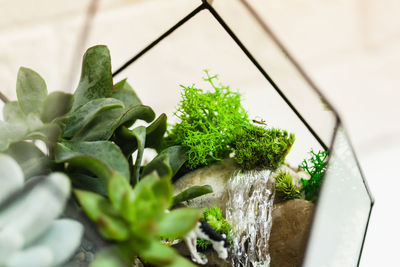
0, 0, 373, 266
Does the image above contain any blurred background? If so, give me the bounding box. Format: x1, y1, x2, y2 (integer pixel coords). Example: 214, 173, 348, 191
0, 0, 399, 266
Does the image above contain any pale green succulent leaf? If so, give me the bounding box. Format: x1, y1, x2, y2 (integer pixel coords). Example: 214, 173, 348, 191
40, 91, 73, 123
16, 67, 48, 115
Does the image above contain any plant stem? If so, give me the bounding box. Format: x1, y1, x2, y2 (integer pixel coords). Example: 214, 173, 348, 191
0, 91, 9, 103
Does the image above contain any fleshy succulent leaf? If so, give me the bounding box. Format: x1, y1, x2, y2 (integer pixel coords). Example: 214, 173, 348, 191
108, 171, 132, 212
16, 67, 48, 115
74, 189, 129, 241
172, 185, 213, 205
113, 79, 142, 107
55, 141, 129, 181
40, 92, 73, 123
117, 104, 155, 128
158, 208, 202, 238
0, 121, 27, 151
63, 98, 124, 139
3, 101, 26, 123
145, 113, 167, 150
142, 146, 188, 178
139, 240, 177, 266
72, 45, 113, 110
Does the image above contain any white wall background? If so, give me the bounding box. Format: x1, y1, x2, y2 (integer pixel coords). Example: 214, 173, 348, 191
1, 0, 399, 266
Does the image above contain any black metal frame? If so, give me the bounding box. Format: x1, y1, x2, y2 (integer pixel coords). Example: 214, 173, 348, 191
112, 1, 374, 266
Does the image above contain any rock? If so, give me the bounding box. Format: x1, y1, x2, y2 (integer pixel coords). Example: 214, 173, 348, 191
269, 199, 314, 267
173, 159, 238, 216
172, 241, 230, 267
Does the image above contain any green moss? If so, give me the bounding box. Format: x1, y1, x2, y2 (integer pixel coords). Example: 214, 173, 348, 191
196, 206, 232, 250
162, 71, 248, 169
232, 124, 295, 170
274, 170, 301, 200
299, 149, 328, 202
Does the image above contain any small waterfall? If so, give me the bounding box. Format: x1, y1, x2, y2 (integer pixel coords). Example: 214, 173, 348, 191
226, 169, 275, 267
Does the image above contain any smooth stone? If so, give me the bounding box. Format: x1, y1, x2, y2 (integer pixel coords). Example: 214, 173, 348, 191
173, 159, 238, 216
269, 199, 314, 267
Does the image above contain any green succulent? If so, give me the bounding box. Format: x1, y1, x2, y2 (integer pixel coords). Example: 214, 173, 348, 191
196, 206, 232, 250
232, 124, 295, 170
299, 149, 328, 202
274, 170, 301, 200
75, 171, 201, 267
0, 45, 214, 266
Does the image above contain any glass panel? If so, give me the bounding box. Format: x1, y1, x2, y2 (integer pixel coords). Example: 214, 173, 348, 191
302, 126, 373, 267
210, 0, 337, 149
113, 8, 322, 164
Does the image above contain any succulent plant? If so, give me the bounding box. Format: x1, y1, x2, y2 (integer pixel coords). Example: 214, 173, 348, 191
0, 45, 214, 266
0, 154, 83, 267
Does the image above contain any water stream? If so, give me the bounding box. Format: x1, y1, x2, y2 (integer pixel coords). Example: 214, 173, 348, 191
226, 169, 275, 267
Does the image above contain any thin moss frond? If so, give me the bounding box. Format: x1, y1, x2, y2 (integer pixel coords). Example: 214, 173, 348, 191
299, 149, 328, 202
161, 71, 248, 169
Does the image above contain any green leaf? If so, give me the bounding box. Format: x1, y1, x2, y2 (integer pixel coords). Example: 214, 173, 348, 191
0, 121, 27, 151
63, 98, 124, 138
139, 240, 177, 266
108, 171, 132, 212
113, 79, 141, 107
70, 173, 107, 196
90, 245, 131, 267
74, 189, 115, 221
40, 91, 73, 123
72, 45, 113, 110
152, 178, 173, 210
172, 185, 213, 205
98, 213, 130, 241
3, 101, 26, 123
5, 141, 51, 178
158, 208, 202, 238
141, 154, 172, 180
129, 126, 146, 184
142, 146, 188, 178
16, 67, 48, 115
55, 141, 129, 181
25, 123, 61, 145
117, 105, 155, 128
145, 113, 167, 150
72, 107, 124, 141
74, 189, 129, 241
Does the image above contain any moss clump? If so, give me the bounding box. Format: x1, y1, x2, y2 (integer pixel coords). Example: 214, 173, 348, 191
162, 70, 248, 169
274, 170, 301, 200
299, 149, 328, 202
197, 206, 232, 250
232, 124, 295, 170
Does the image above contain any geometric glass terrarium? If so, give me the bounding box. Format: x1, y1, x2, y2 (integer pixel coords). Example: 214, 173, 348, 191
108, 1, 374, 266
0, 0, 373, 266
